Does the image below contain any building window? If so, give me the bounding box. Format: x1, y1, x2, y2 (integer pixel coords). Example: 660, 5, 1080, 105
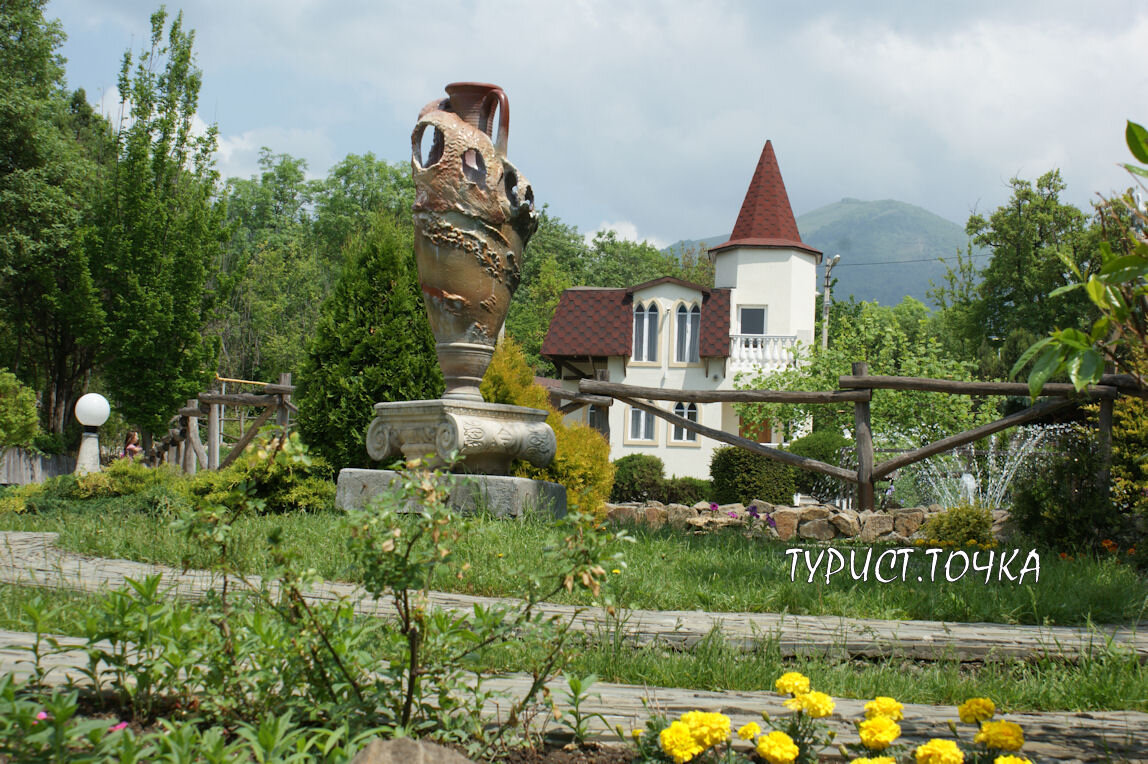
632, 302, 659, 362
672, 402, 698, 441
739, 306, 766, 335
629, 407, 655, 441
588, 405, 609, 437
675, 304, 701, 363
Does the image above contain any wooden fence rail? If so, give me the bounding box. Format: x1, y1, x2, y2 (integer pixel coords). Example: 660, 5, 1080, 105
149, 373, 294, 472
580, 366, 1143, 511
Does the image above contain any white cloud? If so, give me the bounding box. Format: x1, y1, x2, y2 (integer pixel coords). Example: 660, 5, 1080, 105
215, 127, 336, 182
586, 221, 669, 250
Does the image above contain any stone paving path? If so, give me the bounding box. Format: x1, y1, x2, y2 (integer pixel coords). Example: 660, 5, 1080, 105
2, 532, 1146, 663
2, 531, 1147, 761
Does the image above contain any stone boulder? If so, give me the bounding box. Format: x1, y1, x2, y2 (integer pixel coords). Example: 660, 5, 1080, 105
667, 504, 698, 529
771, 508, 800, 540
830, 509, 861, 537
893, 509, 925, 537
860, 513, 894, 542
351, 738, 473, 764
799, 505, 831, 522
749, 499, 774, 514
798, 518, 836, 541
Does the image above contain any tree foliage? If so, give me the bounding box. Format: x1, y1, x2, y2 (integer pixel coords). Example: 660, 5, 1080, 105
932, 170, 1097, 378
0, 368, 39, 449
89, 8, 227, 433
1013, 122, 1148, 394
215, 150, 321, 381
736, 297, 998, 446
295, 211, 442, 469
0, 0, 108, 433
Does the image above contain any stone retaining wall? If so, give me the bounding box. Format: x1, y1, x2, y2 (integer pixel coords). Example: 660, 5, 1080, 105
606, 500, 1011, 543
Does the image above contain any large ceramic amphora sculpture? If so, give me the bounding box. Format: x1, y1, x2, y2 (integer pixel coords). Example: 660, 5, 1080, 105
411, 82, 538, 401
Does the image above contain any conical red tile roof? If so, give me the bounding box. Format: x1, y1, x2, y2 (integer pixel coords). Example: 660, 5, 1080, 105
711, 141, 821, 257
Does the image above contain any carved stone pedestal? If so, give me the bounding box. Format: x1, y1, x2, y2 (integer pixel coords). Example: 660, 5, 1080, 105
335, 468, 566, 519
364, 399, 556, 475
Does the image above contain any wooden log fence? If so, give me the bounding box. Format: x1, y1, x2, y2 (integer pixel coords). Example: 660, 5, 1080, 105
580, 367, 1144, 511
149, 373, 295, 473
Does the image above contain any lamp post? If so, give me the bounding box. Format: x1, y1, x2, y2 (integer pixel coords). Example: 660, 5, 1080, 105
820, 253, 841, 351
74, 393, 110, 475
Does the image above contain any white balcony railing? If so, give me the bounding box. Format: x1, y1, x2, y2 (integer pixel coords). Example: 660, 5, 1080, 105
728, 334, 797, 373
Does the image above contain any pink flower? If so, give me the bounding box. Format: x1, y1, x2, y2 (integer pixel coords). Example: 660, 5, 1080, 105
109, 721, 129, 732
36, 711, 49, 720
728, 511, 738, 518
709, 502, 719, 512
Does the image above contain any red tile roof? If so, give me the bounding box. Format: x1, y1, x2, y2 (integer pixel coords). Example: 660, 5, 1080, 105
541, 288, 632, 358
542, 285, 731, 360
711, 141, 821, 258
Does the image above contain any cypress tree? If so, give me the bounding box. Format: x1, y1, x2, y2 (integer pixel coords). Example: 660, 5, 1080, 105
296, 211, 442, 468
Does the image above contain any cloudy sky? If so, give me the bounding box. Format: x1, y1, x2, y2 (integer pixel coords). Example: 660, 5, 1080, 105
46, 0, 1148, 248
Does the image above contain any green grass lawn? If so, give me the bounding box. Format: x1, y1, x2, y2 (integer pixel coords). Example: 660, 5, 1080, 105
2, 500, 1146, 626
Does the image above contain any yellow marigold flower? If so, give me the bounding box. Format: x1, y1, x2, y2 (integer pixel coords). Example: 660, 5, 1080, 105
660, 720, 704, 764
756, 730, 800, 764
858, 716, 901, 750
864, 696, 904, 721
736, 721, 761, 741
774, 671, 811, 695
975, 720, 1024, 752
957, 697, 995, 724
784, 690, 835, 718
915, 738, 964, 764
851, 758, 897, 764
681, 710, 730, 749
631, 729, 643, 740
992, 756, 1030, 764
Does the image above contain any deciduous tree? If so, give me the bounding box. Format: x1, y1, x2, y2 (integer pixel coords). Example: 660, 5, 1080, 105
0, 0, 108, 433
89, 8, 228, 433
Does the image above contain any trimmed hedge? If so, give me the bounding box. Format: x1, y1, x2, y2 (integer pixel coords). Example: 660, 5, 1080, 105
709, 446, 795, 506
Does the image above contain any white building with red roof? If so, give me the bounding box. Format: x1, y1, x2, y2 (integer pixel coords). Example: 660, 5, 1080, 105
541, 141, 821, 479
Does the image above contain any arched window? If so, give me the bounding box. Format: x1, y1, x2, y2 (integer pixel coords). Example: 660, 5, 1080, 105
632, 302, 659, 362
675, 304, 701, 363
672, 402, 698, 442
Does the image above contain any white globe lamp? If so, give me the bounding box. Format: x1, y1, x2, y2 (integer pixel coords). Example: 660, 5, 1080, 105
74, 393, 110, 475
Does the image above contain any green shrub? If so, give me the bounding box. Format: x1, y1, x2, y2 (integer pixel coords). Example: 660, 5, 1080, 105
1112, 398, 1148, 519
664, 476, 711, 505
184, 432, 336, 514
481, 338, 614, 518
610, 454, 666, 502
786, 428, 851, 499
1009, 425, 1120, 549
709, 446, 795, 505
71, 458, 182, 499
0, 369, 38, 449
30, 431, 65, 455
295, 212, 443, 469
920, 503, 994, 546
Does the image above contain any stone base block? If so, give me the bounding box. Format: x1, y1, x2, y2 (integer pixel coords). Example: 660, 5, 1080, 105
336, 468, 566, 519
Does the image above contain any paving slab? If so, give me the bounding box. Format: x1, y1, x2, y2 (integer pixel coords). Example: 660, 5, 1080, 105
2, 532, 1145, 664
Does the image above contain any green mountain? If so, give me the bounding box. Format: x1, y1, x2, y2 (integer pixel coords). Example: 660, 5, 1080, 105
666, 199, 979, 306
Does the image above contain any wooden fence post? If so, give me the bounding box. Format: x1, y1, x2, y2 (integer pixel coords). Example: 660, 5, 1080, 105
1098, 397, 1114, 493
207, 402, 220, 470
277, 372, 291, 429
852, 362, 876, 511
181, 401, 197, 475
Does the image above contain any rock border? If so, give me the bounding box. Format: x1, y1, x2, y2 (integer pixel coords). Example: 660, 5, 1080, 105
605, 500, 1011, 543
